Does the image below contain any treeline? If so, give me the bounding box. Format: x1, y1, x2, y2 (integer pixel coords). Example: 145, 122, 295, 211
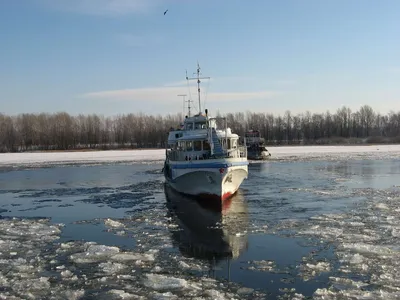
0, 105, 400, 152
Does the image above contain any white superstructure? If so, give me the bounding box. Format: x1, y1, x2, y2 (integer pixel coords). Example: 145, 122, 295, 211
163, 64, 248, 201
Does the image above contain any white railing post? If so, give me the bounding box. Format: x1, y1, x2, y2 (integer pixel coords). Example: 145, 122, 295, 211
225, 117, 227, 153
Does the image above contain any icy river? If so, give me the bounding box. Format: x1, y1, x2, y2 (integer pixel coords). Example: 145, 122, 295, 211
1, 145, 400, 299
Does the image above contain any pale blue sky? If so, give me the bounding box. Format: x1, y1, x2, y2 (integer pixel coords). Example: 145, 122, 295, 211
0, 0, 399, 116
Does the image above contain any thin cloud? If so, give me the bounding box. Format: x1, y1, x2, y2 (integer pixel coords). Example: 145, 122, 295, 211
215, 76, 296, 85
161, 76, 290, 88
80, 86, 281, 103
161, 76, 293, 89
163, 80, 191, 87
40, 0, 163, 16
163, 78, 214, 87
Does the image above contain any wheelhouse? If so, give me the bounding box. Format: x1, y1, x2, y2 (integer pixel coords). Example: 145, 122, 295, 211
166, 112, 246, 161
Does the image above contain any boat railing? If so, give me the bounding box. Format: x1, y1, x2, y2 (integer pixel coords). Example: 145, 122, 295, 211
167, 150, 209, 161
226, 146, 247, 158
167, 146, 247, 161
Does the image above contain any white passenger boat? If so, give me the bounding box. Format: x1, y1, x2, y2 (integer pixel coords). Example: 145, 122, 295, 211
163, 64, 249, 201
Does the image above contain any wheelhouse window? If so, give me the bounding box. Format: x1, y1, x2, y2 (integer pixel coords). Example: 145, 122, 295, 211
186, 123, 193, 130
194, 141, 202, 151
178, 141, 185, 150
203, 140, 211, 150
194, 122, 206, 129
175, 132, 183, 138
232, 139, 237, 149
168, 143, 176, 150
186, 141, 193, 151
220, 139, 227, 148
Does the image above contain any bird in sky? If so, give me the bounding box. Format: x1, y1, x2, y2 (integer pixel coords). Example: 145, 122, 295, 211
164, 9, 168, 15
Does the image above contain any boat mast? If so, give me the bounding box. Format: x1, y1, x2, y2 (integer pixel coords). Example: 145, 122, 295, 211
178, 94, 193, 117
186, 98, 193, 117
186, 63, 210, 114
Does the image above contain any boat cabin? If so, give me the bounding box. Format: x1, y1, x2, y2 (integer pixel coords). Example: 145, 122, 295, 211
166, 112, 245, 161
244, 130, 265, 146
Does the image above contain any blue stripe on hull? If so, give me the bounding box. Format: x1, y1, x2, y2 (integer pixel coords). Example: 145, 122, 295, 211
169, 161, 248, 169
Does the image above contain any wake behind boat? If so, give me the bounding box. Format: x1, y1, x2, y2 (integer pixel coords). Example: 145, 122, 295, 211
163, 64, 249, 201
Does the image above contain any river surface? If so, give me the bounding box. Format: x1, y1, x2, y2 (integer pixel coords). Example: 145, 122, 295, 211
0, 149, 400, 299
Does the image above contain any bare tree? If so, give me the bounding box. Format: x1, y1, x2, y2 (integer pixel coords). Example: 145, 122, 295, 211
1, 105, 400, 152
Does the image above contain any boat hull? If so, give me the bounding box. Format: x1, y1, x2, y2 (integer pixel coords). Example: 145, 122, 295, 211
164, 159, 248, 201
247, 150, 271, 160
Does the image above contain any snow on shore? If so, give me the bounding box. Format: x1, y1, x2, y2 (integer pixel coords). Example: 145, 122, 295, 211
0, 149, 165, 166
0, 145, 399, 167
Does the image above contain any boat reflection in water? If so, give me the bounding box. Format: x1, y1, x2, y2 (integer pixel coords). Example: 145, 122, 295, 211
164, 184, 249, 264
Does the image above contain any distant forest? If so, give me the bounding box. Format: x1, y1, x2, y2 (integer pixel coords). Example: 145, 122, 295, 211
1, 105, 400, 152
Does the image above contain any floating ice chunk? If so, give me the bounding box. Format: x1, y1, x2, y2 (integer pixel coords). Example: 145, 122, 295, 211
0, 293, 25, 300
289, 293, 305, 299
152, 266, 162, 273
304, 262, 331, 272
237, 287, 254, 295
0, 275, 8, 287
117, 275, 136, 280
310, 214, 346, 221
151, 292, 178, 300
205, 289, 229, 300
60, 290, 85, 300
189, 263, 203, 271
342, 221, 365, 227
2, 219, 61, 242
313, 288, 336, 299
330, 276, 369, 288
144, 274, 188, 291
247, 260, 275, 272
70, 243, 120, 263
108, 289, 142, 299
99, 262, 127, 274
12, 276, 51, 293
60, 242, 75, 250
61, 270, 73, 278
318, 288, 400, 300
178, 261, 190, 270
135, 260, 143, 266
299, 261, 331, 280
392, 227, 400, 237
105, 218, 125, 228
153, 221, 165, 226
375, 203, 389, 210
298, 225, 343, 239
111, 252, 155, 262
341, 233, 379, 242
348, 253, 364, 264
341, 243, 394, 256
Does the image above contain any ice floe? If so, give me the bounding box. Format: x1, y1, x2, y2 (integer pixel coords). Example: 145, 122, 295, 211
0, 217, 262, 299
272, 186, 400, 299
